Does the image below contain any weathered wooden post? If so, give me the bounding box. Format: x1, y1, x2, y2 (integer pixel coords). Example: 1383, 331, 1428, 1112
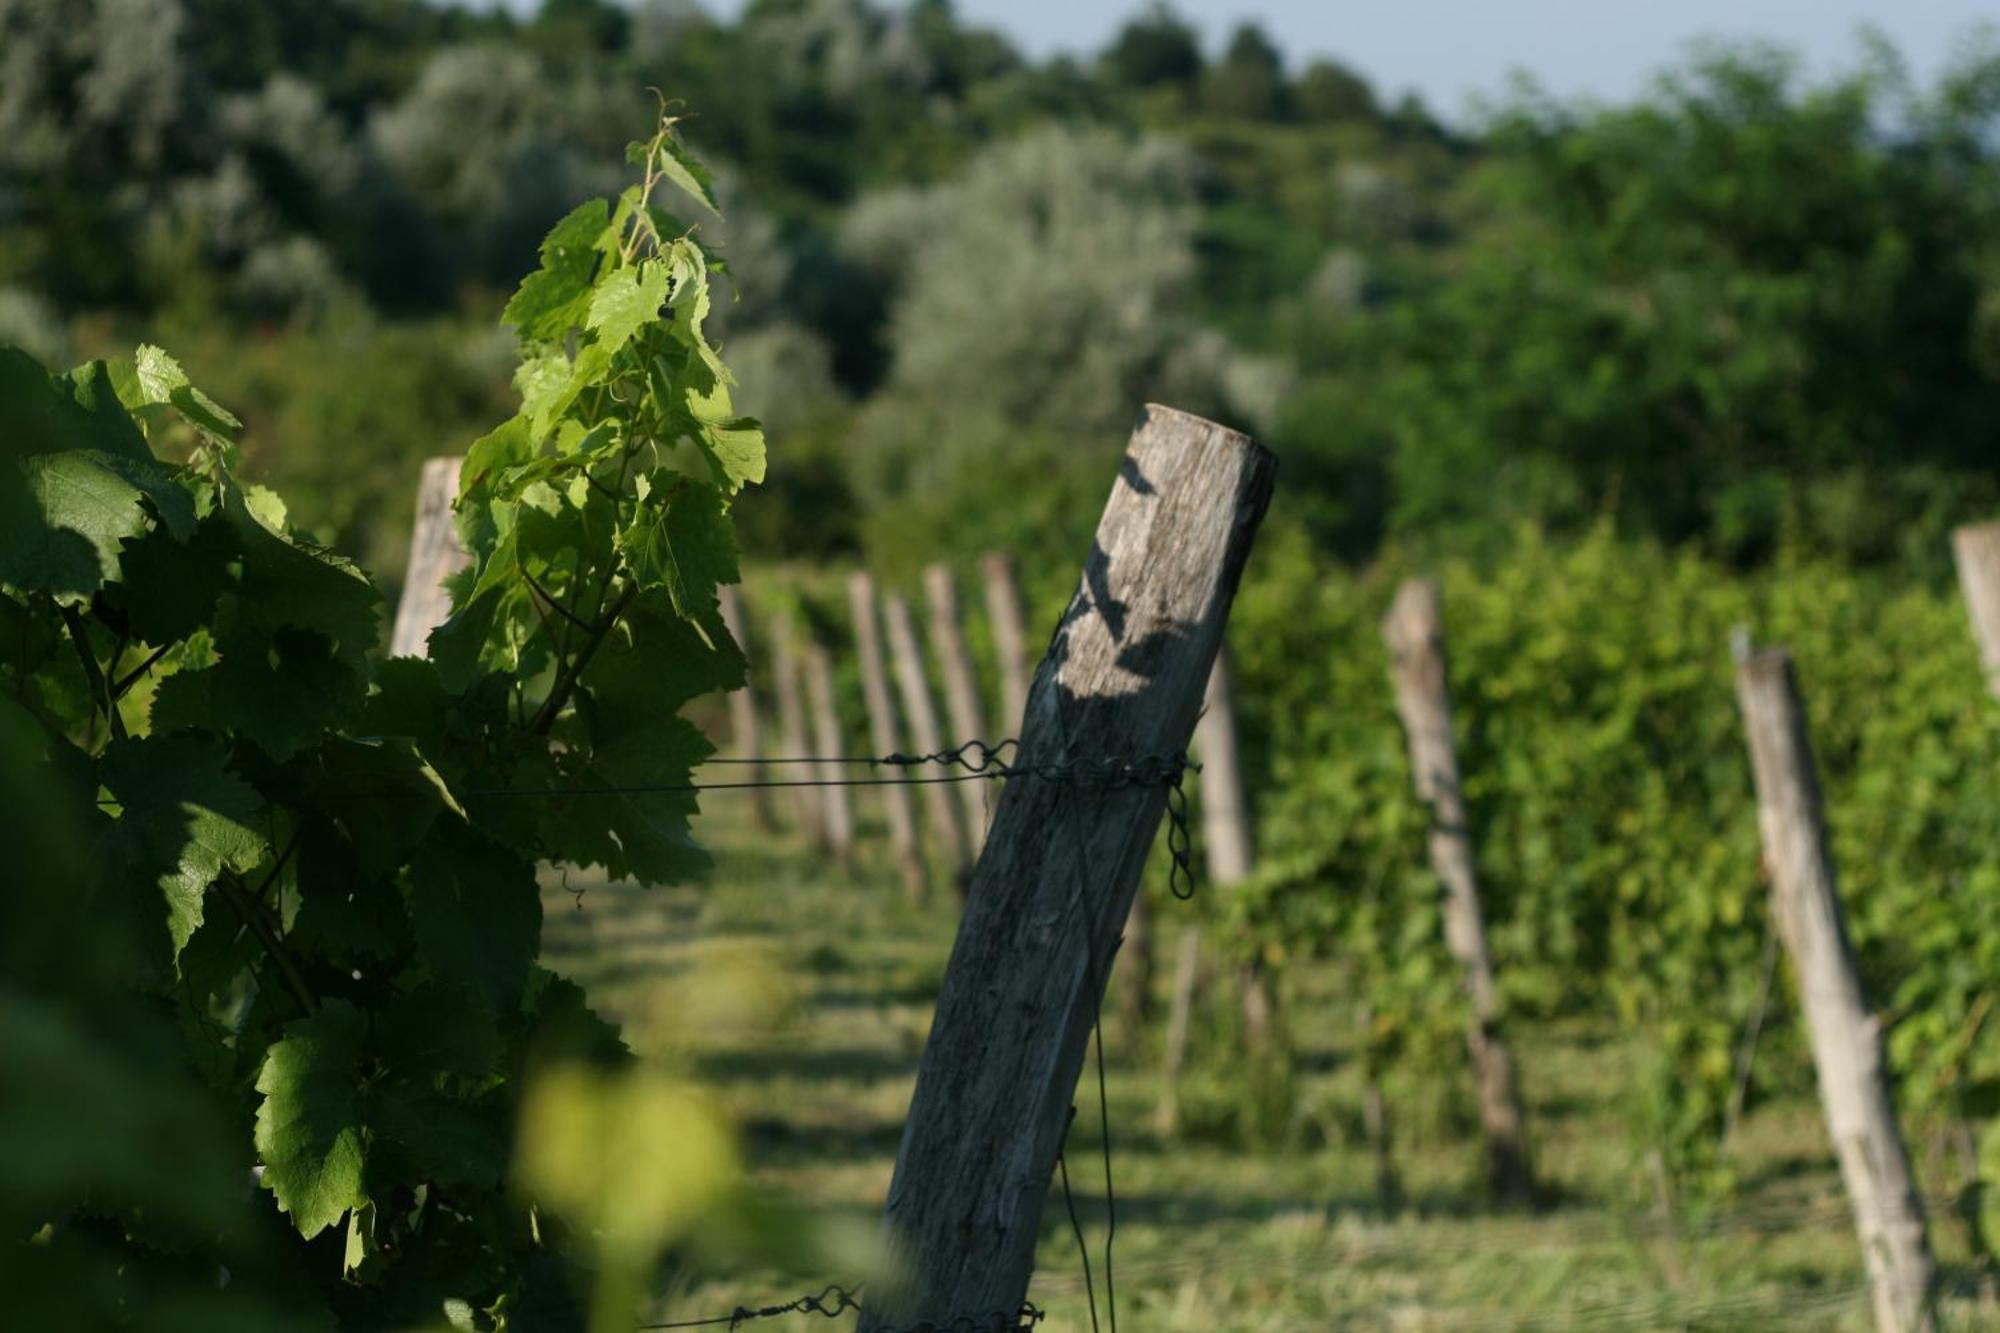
389, 457, 470, 658
923, 562, 994, 852
1952, 521, 2000, 702
860, 406, 1274, 1330
770, 612, 824, 843
884, 591, 971, 887
849, 573, 927, 899
1734, 641, 1936, 1333
716, 585, 774, 831
1157, 649, 1262, 1130
980, 551, 1032, 735
804, 637, 856, 868
1153, 923, 1201, 1138
1383, 577, 1534, 1206
1200, 649, 1272, 1047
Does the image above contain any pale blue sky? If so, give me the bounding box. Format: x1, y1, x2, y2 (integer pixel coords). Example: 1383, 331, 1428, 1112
694, 0, 1998, 124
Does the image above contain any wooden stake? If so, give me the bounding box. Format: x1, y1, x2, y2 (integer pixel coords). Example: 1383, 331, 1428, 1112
1196, 648, 1274, 1051
770, 612, 823, 842
924, 563, 994, 852
849, 572, 927, 899
884, 591, 971, 886
980, 551, 1033, 736
1952, 521, 2000, 702
860, 405, 1275, 1330
389, 457, 470, 658
1154, 924, 1201, 1138
716, 585, 774, 831
804, 637, 855, 868
1383, 577, 1534, 1206
1735, 642, 1936, 1333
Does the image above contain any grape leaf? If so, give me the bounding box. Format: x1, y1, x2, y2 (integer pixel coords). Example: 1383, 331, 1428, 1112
98, 734, 268, 960
405, 821, 542, 1016
503, 199, 610, 342
616, 476, 737, 621
255, 1000, 369, 1239
586, 261, 671, 355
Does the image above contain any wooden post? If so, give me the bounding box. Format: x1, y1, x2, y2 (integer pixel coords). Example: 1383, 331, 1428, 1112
1154, 924, 1201, 1138
848, 573, 927, 899
923, 563, 994, 852
716, 585, 774, 831
860, 406, 1274, 1329
389, 457, 470, 658
980, 551, 1033, 737
1195, 649, 1272, 1049
770, 613, 823, 842
883, 591, 971, 887
1735, 643, 1936, 1333
1952, 522, 2000, 701
1383, 577, 1534, 1206
804, 638, 855, 868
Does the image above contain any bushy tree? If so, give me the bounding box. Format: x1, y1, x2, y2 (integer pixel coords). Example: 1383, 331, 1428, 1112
1103, 1, 1203, 92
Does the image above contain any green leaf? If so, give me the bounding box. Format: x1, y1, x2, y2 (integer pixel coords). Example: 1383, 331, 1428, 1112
112, 344, 243, 441
657, 135, 720, 214
305, 737, 461, 877
99, 735, 268, 961
696, 418, 766, 493
503, 199, 610, 342
377, 983, 502, 1080
0, 446, 196, 601
255, 1000, 369, 1239
586, 261, 672, 355
148, 483, 379, 758
617, 476, 738, 621
0, 350, 148, 462
405, 821, 542, 1016
372, 1079, 506, 1190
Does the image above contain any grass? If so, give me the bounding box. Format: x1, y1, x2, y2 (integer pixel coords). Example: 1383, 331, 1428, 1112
540, 800, 1999, 1331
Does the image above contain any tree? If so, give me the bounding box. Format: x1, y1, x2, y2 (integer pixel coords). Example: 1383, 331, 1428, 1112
1295, 57, 1377, 122
1204, 22, 1287, 121
1346, 45, 2000, 567
1103, 1, 1202, 92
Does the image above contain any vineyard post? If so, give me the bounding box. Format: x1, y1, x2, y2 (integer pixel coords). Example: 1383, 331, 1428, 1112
1734, 642, 1936, 1333
980, 551, 1032, 734
859, 406, 1274, 1330
804, 637, 856, 869
884, 591, 972, 888
389, 456, 470, 658
1202, 649, 1272, 1047
1160, 648, 1262, 1127
848, 572, 927, 899
923, 562, 994, 852
1154, 923, 1201, 1137
770, 612, 825, 843
1951, 521, 2000, 701
716, 585, 774, 831
1383, 577, 1535, 1206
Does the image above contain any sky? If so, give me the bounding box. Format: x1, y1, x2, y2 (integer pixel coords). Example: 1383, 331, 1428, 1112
692, 0, 1999, 125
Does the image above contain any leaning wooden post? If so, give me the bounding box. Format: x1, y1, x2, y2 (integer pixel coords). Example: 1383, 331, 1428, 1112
883, 591, 971, 887
770, 612, 824, 843
389, 457, 470, 657
860, 406, 1274, 1330
1952, 522, 2000, 702
923, 563, 994, 852
980, 551, 1033, 736
716, 585, 775, 831
849, 573, 928, 899
804, 637, 856, 868
1734, 642, 1936, 1333
1383, 577, 1534, 1206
